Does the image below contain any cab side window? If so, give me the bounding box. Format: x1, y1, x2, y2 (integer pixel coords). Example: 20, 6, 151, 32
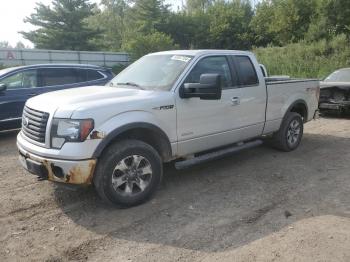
0, 70, 37, 89
184, 56, 234, 88
233, 56, 259, 86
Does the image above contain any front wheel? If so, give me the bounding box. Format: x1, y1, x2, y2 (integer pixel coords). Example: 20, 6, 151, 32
93, 139, 163, 207
271, 112, 304, 152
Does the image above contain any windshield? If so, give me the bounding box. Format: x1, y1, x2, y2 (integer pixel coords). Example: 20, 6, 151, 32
108, 54, 193, 91
324, 68, 350, 82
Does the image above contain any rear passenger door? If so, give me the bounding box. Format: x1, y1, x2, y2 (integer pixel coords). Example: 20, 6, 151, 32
36, 68, 82, 93
230, 55, 266, 136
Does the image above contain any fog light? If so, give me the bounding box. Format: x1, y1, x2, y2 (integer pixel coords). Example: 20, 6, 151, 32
52, 166, 64, 178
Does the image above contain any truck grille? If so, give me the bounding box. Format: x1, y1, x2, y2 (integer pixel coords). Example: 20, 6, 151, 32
22, 106, 49, 143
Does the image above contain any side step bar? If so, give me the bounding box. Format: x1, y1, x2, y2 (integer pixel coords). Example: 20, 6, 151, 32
175, 139, 263, 170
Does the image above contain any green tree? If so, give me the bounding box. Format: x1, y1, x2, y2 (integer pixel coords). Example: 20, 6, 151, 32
324, 0, 350, 37
159, 10, 211, 49
119, 0, 177, 57
122, 31, 178, 59
249, 0, 319, 46
250, 1, 278, 46
127, 0, 169, 34
270, 0, 318, 45
207, 0, 253, 49
157, 11, 193, 48
21, 0, 99, 50
189, 11, 211, 48
88, 0, 128, 51
186, 0, 213, 13
304, 0, 332, 42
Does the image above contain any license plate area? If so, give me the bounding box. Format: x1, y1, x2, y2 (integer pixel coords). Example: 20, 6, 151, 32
19, 152, 49, 179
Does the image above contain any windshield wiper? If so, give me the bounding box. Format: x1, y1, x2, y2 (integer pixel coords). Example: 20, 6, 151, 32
116, 82, 141, 87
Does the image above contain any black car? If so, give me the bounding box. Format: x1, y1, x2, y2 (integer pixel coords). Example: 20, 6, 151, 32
0, 64, 114, 131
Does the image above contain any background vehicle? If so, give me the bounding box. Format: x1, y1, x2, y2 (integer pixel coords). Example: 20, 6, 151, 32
0, 64, 114, 131
319, 68, 350, 114
17, 50, 319, 207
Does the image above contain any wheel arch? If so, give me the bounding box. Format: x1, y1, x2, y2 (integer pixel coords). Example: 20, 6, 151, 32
92, 122, 173, 162
285, 99, 309, 122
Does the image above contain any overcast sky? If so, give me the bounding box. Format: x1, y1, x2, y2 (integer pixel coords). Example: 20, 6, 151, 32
0, 0, 183, 47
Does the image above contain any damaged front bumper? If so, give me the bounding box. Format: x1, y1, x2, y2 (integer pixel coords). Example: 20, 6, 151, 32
17, 142, 96, 185
319, 102, 350, 111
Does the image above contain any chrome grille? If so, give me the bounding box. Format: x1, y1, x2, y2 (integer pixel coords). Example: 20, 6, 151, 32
22, 106, 49, 143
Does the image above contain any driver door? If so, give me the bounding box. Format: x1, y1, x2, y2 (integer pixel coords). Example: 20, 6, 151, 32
175, 55, 244, 155
0, 69, 38, 129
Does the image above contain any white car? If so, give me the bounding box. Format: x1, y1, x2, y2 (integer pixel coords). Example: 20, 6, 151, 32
17, 50, 320, 207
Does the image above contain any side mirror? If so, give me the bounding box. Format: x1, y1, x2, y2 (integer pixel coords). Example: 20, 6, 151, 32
181, 73, 221, 100
0, 83, 6, 92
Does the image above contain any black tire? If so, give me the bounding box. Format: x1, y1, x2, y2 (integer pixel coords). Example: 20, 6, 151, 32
271, 112, 304, 152
93, 139, 163, 207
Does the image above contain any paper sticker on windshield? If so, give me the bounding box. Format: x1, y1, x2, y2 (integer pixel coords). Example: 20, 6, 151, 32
171, 55, 191, 63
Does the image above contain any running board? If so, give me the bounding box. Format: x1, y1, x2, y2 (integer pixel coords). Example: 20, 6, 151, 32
175, 140, 263, 170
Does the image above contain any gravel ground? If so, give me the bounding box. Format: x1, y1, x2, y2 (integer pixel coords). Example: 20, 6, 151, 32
0, 117, 349, 262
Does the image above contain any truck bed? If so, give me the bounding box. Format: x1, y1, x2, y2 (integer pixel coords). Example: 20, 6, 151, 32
263, 78, 320, 134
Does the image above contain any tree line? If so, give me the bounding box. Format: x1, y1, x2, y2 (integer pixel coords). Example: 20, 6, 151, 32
20, 0, 350, 59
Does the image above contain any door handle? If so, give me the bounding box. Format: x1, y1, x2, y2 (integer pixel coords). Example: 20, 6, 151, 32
28, 93, 38, 97
231, 97, 240, 106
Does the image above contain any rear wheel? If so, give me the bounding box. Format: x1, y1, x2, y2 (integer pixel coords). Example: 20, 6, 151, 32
271, 112, 304, 152
93, 139, 163, 207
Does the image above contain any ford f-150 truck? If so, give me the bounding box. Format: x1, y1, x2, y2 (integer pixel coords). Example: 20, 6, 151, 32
17, 50, 320, 207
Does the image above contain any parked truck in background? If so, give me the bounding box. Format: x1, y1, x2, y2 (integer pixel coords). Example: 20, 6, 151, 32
17, 50, 320, 207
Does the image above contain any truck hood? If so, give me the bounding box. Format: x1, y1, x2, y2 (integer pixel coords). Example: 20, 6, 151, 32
26, 86, 161, 118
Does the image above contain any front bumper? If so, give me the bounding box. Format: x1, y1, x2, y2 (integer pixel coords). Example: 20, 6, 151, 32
319, 102, 350, 111
17, 141, 97, 185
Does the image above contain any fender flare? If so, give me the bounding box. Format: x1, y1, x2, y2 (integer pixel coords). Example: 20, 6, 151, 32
92, 122, 172, 159
284, 99, 309, 122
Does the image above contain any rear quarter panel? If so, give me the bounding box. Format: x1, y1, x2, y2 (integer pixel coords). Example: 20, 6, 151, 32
264, 80, 319, 134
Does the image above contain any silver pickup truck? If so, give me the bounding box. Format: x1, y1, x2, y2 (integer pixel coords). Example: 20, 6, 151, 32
17, 50, 320, 207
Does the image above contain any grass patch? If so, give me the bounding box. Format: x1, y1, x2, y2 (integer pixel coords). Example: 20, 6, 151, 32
254, 35, 350, 79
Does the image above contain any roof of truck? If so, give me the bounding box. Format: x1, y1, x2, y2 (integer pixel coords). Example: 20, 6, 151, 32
150, 49, 253, 57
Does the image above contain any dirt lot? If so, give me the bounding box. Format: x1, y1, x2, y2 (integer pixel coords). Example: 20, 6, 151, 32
1, 117, 350, 262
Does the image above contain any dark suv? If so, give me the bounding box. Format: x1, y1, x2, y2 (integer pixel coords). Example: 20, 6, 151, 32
0, 64, 114, 131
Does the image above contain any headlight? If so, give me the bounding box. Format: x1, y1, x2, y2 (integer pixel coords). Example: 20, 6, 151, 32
51, 118, 94, 149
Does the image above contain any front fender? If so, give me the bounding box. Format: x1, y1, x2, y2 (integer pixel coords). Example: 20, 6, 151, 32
90, 110, 177, 158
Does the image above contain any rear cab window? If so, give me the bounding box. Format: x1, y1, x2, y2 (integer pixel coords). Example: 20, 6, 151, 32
231, 56, 259, 87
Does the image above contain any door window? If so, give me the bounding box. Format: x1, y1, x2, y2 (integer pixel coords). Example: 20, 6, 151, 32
184, 56, 234, 88
76, 69, 88, 82
233, 56, 259, 86
0, 70, 37, 89
87, 69, 104, 81
39, 68, 79, 87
